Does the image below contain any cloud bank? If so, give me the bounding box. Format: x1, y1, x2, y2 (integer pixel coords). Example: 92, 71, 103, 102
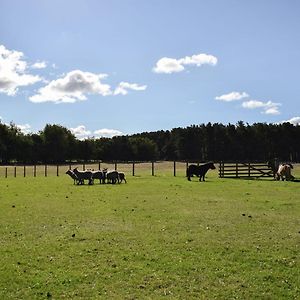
153, 53, 217, 74
0, 45, 42, 95
29, 70, 147, 103
242, 100, 281, 115
280, 116, 300, 125
216, 91, 281, 115
70, 125, 123, 139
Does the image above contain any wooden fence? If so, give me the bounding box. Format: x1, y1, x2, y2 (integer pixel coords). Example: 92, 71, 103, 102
0, 161, 192, 178
219, 162, 273, 178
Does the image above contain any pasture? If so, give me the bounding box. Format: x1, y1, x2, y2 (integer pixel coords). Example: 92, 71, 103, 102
0, 164, 299, 299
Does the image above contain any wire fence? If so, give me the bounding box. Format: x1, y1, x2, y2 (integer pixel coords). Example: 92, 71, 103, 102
0, 161, 191, 178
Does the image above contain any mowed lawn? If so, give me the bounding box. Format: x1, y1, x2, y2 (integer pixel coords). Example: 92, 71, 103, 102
0, 165, 299, 299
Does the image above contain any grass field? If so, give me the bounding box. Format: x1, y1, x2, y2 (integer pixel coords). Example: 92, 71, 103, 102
0, 164, 299, 299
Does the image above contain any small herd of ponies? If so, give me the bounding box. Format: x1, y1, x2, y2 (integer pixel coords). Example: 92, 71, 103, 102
65, 161, 295, 185
66, 168, 126, 185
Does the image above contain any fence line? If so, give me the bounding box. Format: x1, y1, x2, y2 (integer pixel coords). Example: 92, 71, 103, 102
0, 161, 196, 178
219, 162, 273, 178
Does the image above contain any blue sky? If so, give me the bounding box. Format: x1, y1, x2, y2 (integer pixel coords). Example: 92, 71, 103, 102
1, 0, 300, 138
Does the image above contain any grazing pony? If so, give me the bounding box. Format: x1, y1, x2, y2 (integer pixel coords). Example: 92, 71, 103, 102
276, 164, 294, 181
187, 162, 216, 181
66, 169, 81, 185
73, 167, 93, 185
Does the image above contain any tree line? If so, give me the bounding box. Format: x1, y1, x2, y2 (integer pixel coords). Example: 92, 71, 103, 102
0, 121, 299, 164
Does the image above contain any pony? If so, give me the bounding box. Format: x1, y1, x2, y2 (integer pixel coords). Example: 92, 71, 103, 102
276, 164, 294, 181
186, 162, 216, 181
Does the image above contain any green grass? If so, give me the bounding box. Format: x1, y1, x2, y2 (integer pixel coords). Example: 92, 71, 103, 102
0, 167, 299, 299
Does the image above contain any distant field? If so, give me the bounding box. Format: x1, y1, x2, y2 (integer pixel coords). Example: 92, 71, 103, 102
0, 165, 299, 299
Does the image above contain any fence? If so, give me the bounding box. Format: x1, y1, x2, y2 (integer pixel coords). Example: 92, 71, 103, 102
0, 161, 192, 178
218, 162, 273, 178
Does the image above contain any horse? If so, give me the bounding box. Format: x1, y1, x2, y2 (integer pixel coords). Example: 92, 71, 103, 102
276, 164, 294, 181
186, 162, 216, 181
73, 167, 94, 185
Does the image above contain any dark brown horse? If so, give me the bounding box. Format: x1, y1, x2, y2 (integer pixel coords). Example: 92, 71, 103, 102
186, 162, 216, 181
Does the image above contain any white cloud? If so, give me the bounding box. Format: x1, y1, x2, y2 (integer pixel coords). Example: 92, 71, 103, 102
0, 44, 42, 95
281, 116, 300, 125
29, 70, 112, 103
153, 57, 185, 74
31, 61, 47, 69
215, 91, 249, 102
94, 128, 123, 138
242, 100, 281, 115
242, 100, 266, 109
153, 53, 217, 74
114, 81, 147, 95
70, 125, 92, 140
17, 123, 32, 134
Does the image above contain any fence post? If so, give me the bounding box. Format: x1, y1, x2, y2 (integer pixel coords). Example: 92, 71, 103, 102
115, 162, 117, 171
57, 165, 59, 176
248, 162, 250, 177
132, 162, 135, 176
235, 162, 238, 178
24, 166, 26, 177
14, 166, 17, 177
45, 165, 47, 177
83, 163, 85, 171
98, 162, 101, 170
69, 164, 72, 170
173, 161, 176, 177
34, 165, 36, 177
5, 167, 8, 178
151, 161, 155, 176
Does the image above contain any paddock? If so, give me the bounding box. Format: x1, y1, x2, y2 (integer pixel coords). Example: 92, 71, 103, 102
0, 164, 299, 299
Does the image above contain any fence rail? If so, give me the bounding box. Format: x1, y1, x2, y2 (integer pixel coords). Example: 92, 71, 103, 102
219, 162, 273, 178
0, 161, 194, 178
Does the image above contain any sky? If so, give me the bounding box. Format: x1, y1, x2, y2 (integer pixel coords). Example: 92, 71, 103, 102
1, 0, 300, 139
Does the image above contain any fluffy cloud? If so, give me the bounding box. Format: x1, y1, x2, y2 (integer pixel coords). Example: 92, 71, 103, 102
114, 81, 147, 95
215, 91, 249, 102
0, 45, 41, 95
31, 61, 47, 69
153, 53, 217, 74
70, 125, 123, 139
29, 70, 112, 103
94, 128, 123, 138
242, 100, 281, 115
17, 123, 32, 134
70, 125, 92, 140
281, 116, 300, 125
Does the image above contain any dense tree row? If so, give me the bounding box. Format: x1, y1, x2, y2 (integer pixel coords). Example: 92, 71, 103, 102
0, 121, 299, 164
